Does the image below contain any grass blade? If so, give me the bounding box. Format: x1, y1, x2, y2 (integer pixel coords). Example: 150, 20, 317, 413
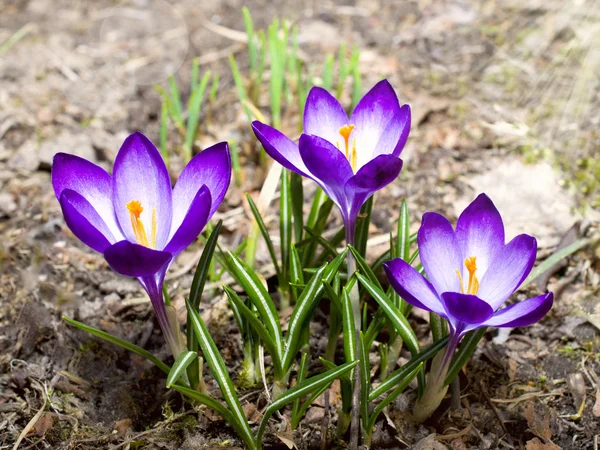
63, 317, 170, 375
354, 196, 373, 258
342, 285, 357, 364
290, 172, 304, 242
224, 286, 284, 377
229, 54, 253, 123
184, 71, 211, 159
256, 360, 359, 446
280, 169, 292, 290
226, 252, 283, 354
159, 101, 169, 165
166, 351, 197, 388
185, 300, 254, 447
356, 273, 419, 355
369, 337, 448, 401
348, 245, 383, 291
246, 194, 282, 281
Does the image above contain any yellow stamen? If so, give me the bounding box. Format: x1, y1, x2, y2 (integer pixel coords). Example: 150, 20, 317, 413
456, 256, 479, 295
455, 269, 465, 294
338, 124, 355, 159
465, 256, 479, 294
126, 200, 149, 247
350, 139, 358, 172
151, 208, 157, 249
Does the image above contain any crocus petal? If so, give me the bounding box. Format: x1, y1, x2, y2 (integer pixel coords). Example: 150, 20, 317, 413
455, 194, 505, 279
164, 185, 211, 255
371, 104, 411, 161
350, 80, 404, 168
384, 258, 445, 315
172, 142, 230, 226
482, 293, 553, 328
303, 86, 349, 145
299, 134, 354, 210
252, 121, 310, 177
52, 153, 123, 240
441, 292, 494, 325
345, 155, 403, 221
417, 212, 463, 294
478, 234, 537, 310
112, 132, 173, 249
104, 240, 172, 278
59, 189, 115, 252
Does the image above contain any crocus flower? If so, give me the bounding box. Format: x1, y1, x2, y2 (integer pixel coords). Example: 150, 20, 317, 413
52, 132, 231, 357
252, 80, 411, 244
383, 193, 553, 420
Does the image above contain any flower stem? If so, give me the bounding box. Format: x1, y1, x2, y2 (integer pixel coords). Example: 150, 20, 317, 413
412, 332, 461, 422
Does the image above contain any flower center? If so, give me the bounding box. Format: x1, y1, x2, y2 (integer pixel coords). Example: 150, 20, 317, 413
337, 124, 358, 172
455, 256, 479, 295
126, 200, 157, 249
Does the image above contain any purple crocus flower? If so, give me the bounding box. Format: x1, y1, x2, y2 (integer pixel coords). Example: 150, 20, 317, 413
383, 194, 553, 420
384, 193, 553, 359
52, 132, 231, 357
252, 80, 411, 244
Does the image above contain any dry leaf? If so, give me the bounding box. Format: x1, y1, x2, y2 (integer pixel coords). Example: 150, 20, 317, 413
593, 388, 600, 417
526, 437, 562, 450
275, 431, 297, 449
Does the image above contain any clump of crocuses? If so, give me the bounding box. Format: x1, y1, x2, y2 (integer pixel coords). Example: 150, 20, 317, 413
52, 132, 231, 358
384, 194, 553, 420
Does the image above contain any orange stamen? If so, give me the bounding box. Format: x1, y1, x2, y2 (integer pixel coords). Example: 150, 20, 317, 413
465, 256, 479, 294
126, 200, 149, 247
338, 124, 355, 159
151, 208, 157, 249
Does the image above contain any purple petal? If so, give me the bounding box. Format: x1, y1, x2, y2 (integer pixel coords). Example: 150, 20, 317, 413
303, 86, 349, 145
252, 121, 310, 177
384, 258, 445, 315
482, 293, 553, 328
478, 234, 537, 310
369, 104, 411, 161
345, 155, 403, 221
52, 153, 123, 239
59, 189, 116, 252
104, 240, 172, 278
164, 185, 212, 255
455, 194, 505, 280
112, 132, 173, 250
349, 80, 404, 167
417, 212, 463, 294
172, 141, 230, 225
441, 292, 494, 325
299, 134, 354, 211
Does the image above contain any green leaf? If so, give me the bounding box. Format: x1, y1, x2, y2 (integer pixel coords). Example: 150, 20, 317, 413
184, 71, 211, 159
188, 219, 223, 391
291, 352, 309, 427
303, 226, 339, 258
246, 194, 282, 281
168, 75, 183, 127
359, 331, 370, 433
229, 54, 253, 123
348, 245, 383, 292
226, 252, 283, 354
185, 300, 254, 447
322, 54, 335, 91
172, 384, 257, 450
356, 273, 419, 355
242, 7, 257, 76
280, 169, 292, 288
283, 249, 347, 371
354, 196, 373, 258
159, 101, 169, 165
209, 73, 220, 103
289, 243, 304, 301
290, 170, 304, 243
444, 327, 486, 386
342, 285, 357, 364
256, 360, 359, 446
189, 220, 222, 310
223, 286, 284, 377
367, 363, 422, 433
369, 337, 448, 401
63, 317, 170, 375
166, 351, 197, 388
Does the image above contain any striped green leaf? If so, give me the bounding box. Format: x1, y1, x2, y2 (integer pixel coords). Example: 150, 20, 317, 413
226, 252, 283, 354
256, 360, 358, 447
166, 351, 197, 388
185, 300, 254, 447
63, 317, 170, 375
246, 194, 282, 281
